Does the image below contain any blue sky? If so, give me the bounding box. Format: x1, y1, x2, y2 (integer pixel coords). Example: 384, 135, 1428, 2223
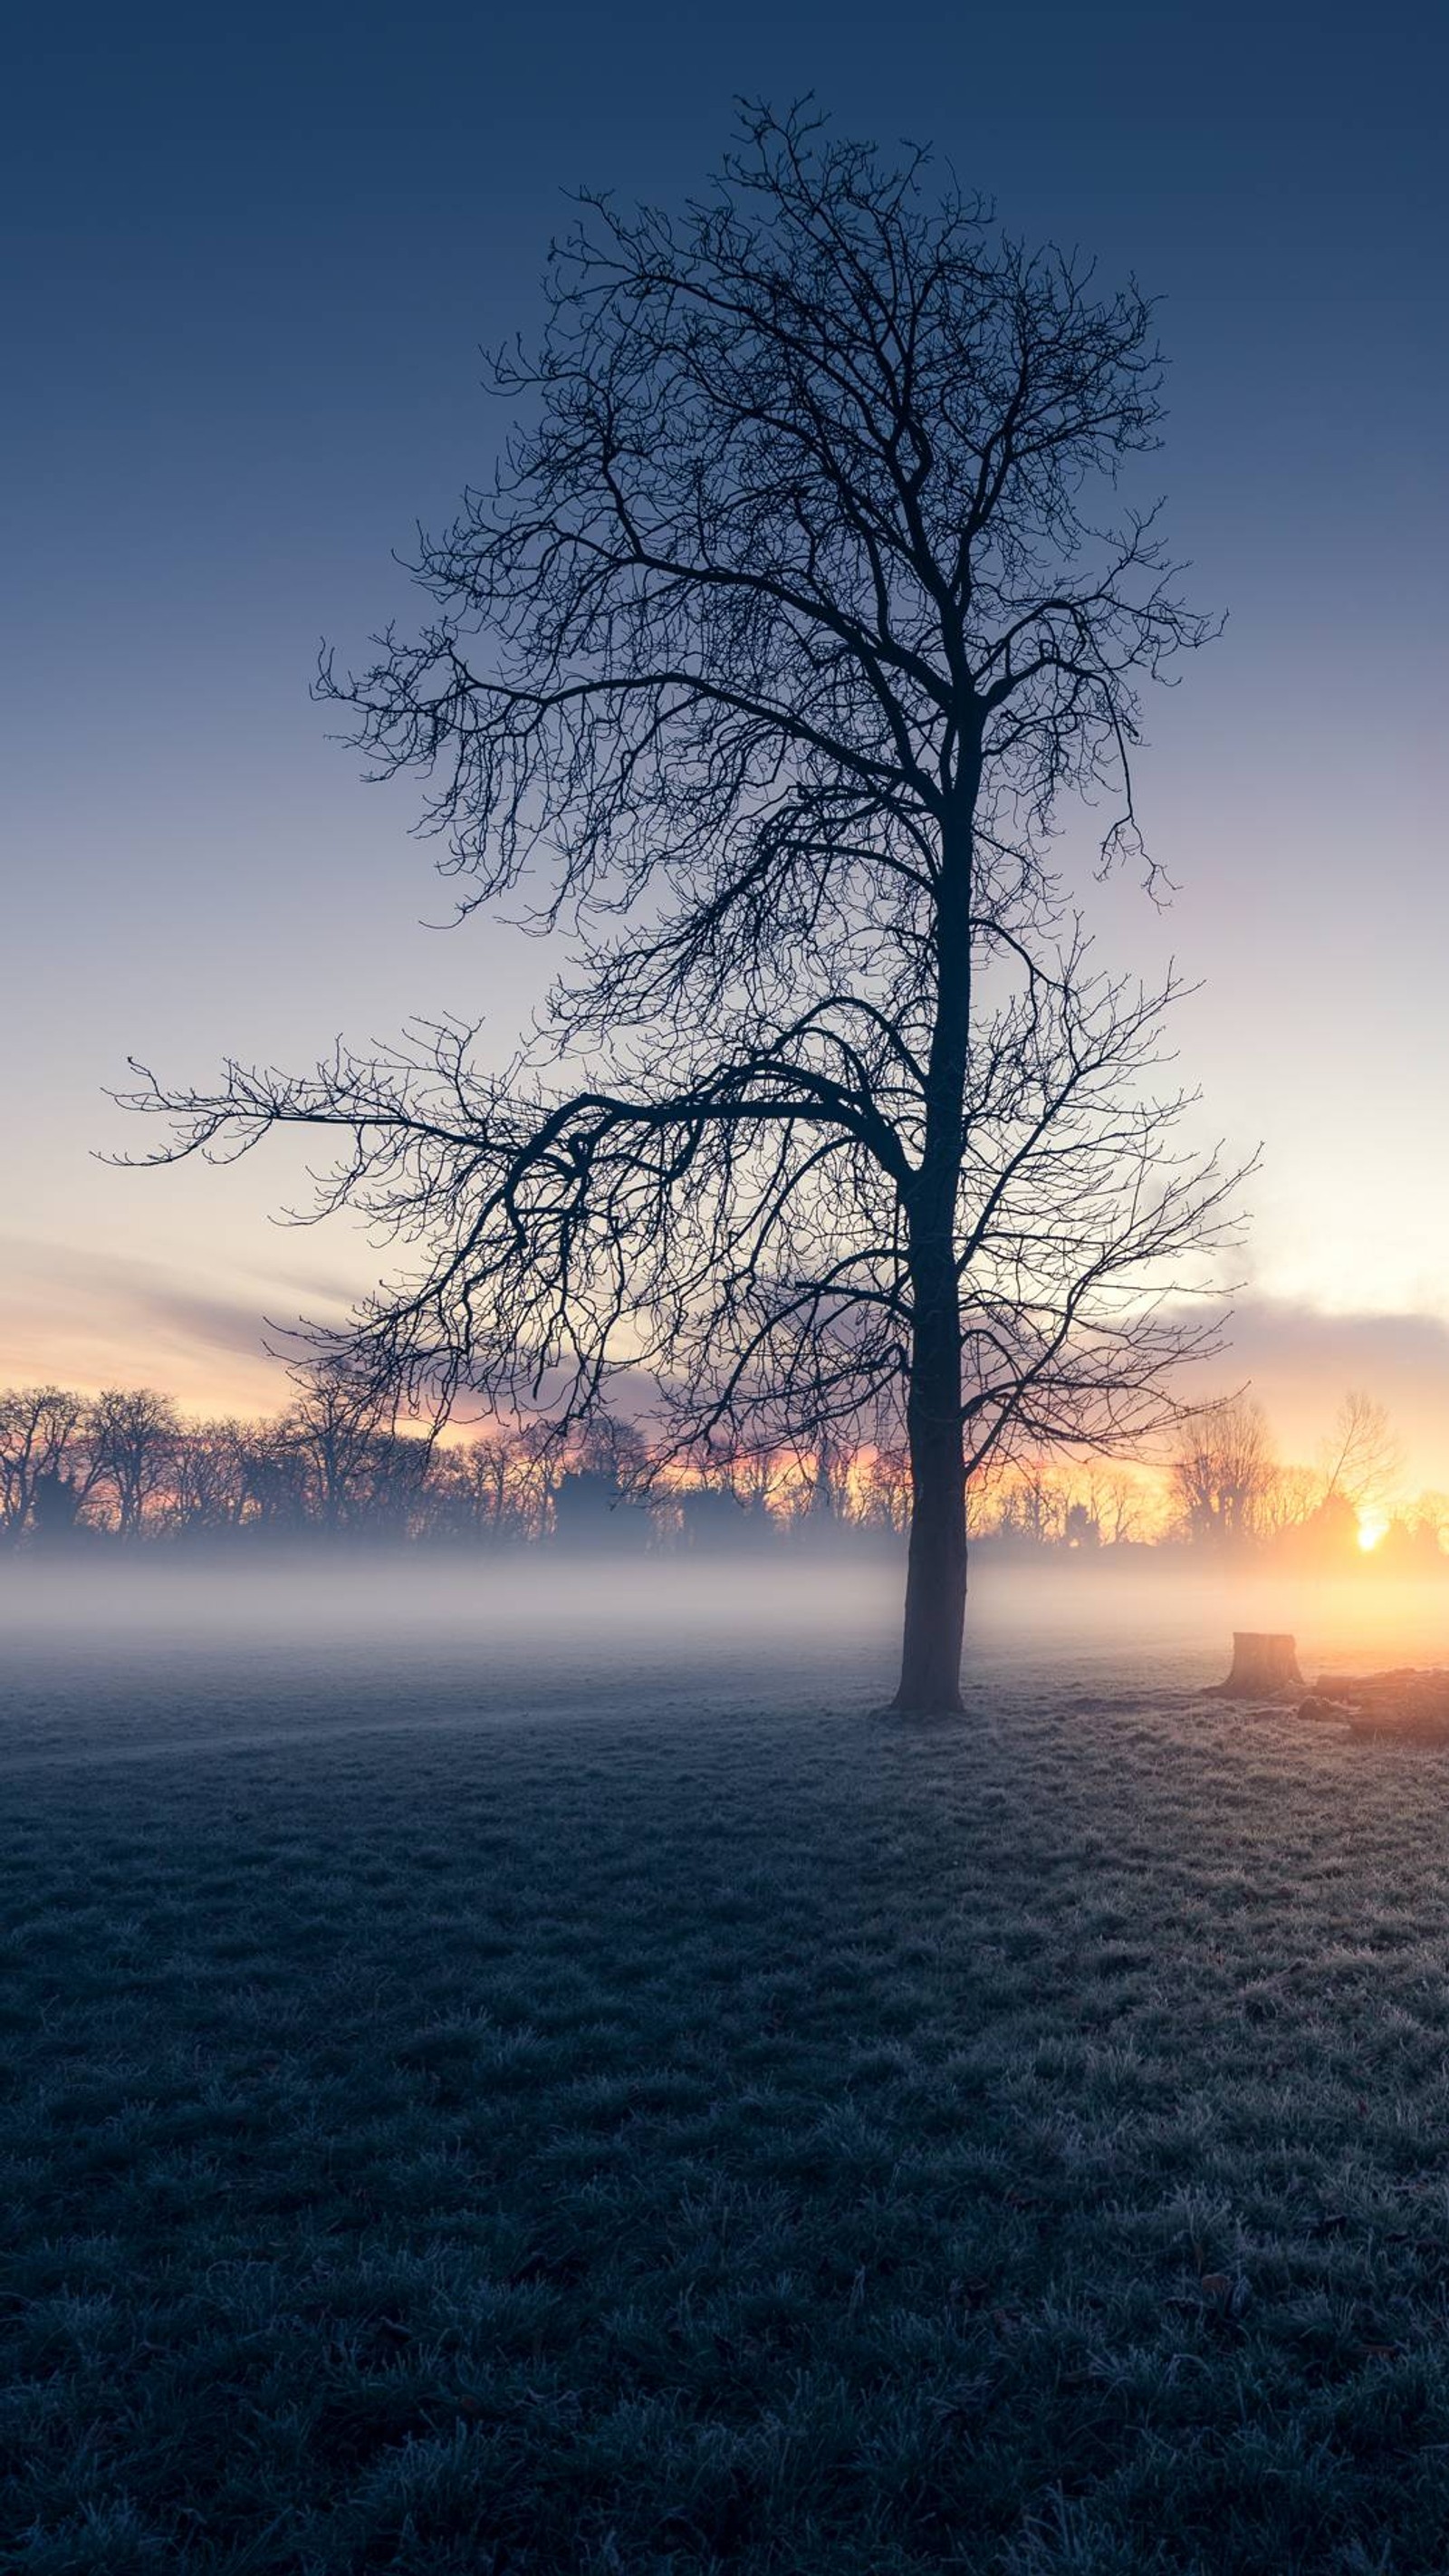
4, 1, 1446, 1467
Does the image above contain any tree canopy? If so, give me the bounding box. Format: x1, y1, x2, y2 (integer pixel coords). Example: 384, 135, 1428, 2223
121, 107, 1243, 1706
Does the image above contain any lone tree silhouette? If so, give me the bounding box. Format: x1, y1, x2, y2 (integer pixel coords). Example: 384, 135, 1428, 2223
122, 108, 1243, 1710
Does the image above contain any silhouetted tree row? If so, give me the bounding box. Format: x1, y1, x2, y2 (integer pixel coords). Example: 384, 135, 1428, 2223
0, 1372, 885, 1550
3, 1372, 1443, 1567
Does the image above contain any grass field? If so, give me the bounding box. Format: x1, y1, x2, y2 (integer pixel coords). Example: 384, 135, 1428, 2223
6, 1566, 1449, 2571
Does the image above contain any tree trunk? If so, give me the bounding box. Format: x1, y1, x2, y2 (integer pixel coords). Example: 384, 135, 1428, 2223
894, 1324, 968, 1712
890, 794, 977, 1716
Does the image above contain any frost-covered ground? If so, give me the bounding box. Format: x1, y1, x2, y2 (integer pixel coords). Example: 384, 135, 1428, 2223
5, 1560, 1449, 2572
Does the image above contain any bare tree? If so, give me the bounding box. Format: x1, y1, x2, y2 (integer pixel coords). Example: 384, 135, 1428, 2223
1167, 1396, 1275, 1544
86, 1388, 179, 1536
278, 1365, 382, 1531
859, 1442, 912, 1535
364, 1426, 437, 1535
570, 1411, 650, 1490
280, 1362, 433, 1533
1408, 1490, 1449, 1547
1317, 1390, 1404, 1520
0, 1385, 91, 1536
677, 1429, 782, 1528
1073, 1464, 1152, 1546
504, 1420, 571, 1540
791, 1427, 849, 1526
120, 108, 1241, 1708
1255, 1462, 1320, 1539
169, 1417, 253, 1533
993, 1459, 1069, 1546
430, 1429, 529, 1541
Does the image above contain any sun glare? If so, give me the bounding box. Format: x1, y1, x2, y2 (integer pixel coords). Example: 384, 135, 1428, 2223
1358, 1514, 1389, 1553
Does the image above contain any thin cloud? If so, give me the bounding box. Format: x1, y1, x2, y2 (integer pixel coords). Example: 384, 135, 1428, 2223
1211, 1297, 1449, 1490
0, 1236, 335, 1408
5, 1244, 1449, 1485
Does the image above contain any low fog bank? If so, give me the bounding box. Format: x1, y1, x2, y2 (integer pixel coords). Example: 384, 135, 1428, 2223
4, 1545, 1445, 1687
4, 1552, 1445, 1773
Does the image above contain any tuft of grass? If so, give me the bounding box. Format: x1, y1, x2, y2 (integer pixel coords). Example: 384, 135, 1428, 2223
7, 1645, 1449, 2567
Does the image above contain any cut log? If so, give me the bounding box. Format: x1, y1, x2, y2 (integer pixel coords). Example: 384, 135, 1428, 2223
1215, 1632, 1303, 1697
1300, 1665, 1449, 1741
1313, 1669, 1449, 1728
1317, 1668, 1419, 1701
1348, 1708, 1449, 1745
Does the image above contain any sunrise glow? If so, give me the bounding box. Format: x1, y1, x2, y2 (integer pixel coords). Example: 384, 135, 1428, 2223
1358, 1513, 1390, 1552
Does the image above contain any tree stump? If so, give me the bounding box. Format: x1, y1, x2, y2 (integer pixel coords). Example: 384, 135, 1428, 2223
1216, 1632, 1303, 1697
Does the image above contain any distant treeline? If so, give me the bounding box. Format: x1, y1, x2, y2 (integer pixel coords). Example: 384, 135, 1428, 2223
2, 1379, 1445, 1568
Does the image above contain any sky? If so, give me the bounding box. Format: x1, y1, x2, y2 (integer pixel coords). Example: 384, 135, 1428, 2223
4, 1, 1447, 1475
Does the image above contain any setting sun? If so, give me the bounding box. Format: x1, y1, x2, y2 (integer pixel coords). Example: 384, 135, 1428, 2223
1358, 1514, 1390, 1552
